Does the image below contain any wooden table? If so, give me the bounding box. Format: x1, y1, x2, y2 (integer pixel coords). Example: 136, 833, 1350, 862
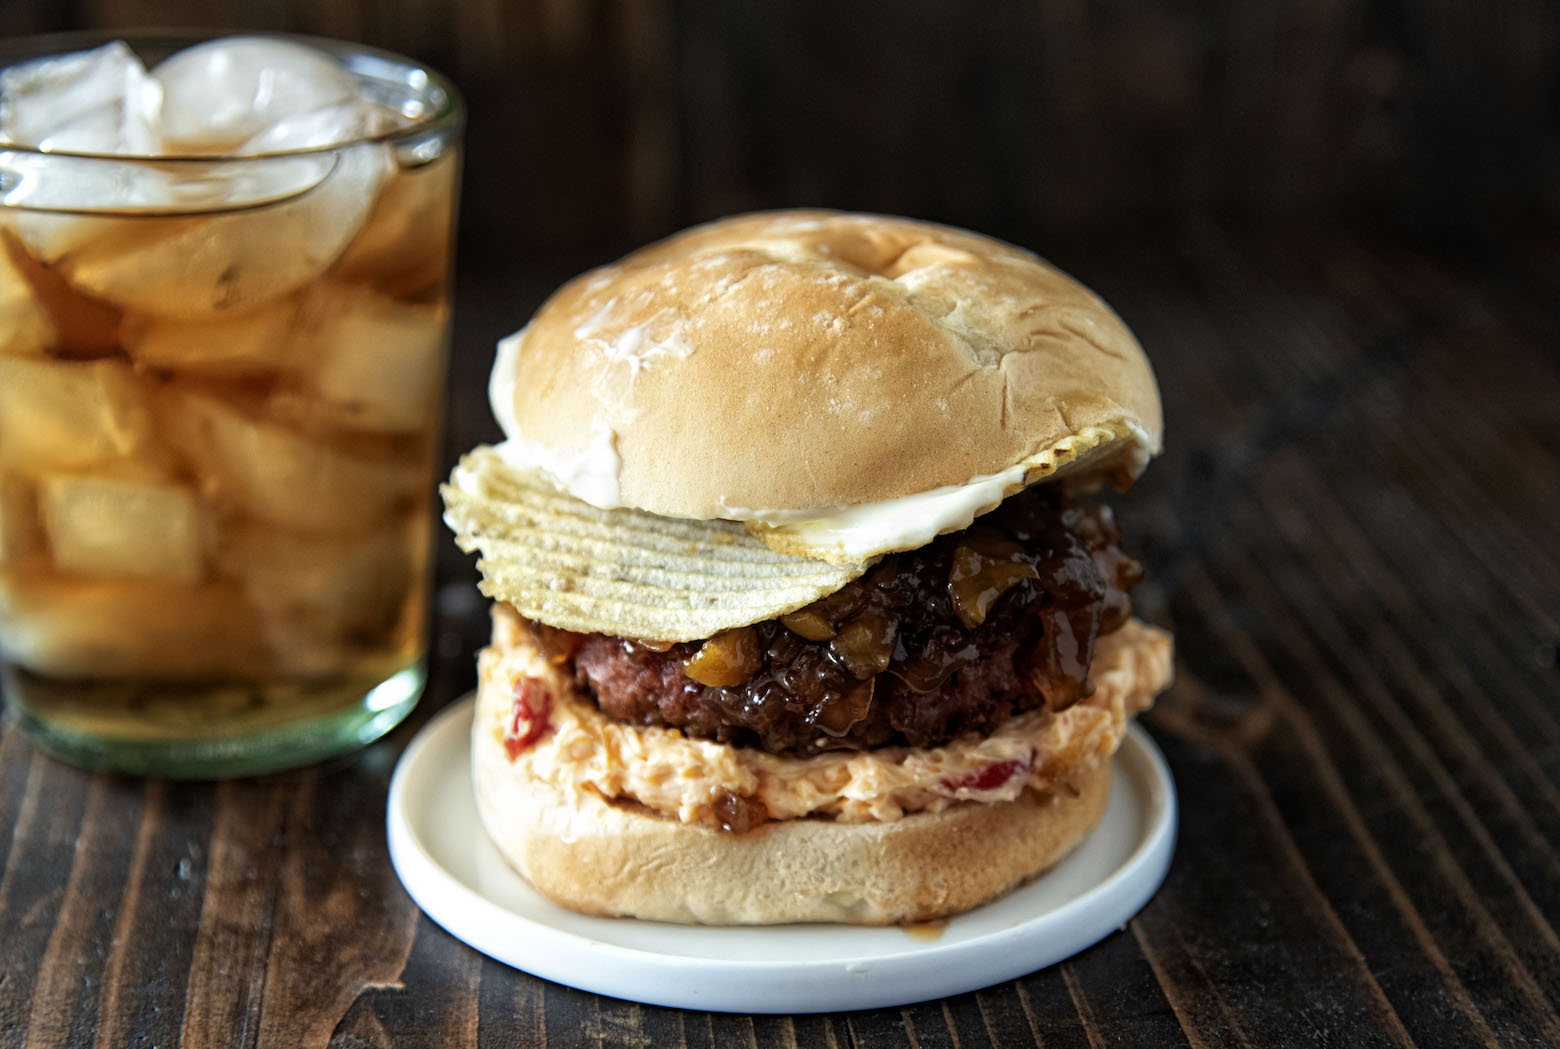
2, 229, 1557, 1048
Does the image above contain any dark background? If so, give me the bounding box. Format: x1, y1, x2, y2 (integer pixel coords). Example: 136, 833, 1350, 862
4, 1, 1556, 270
2, 4, 1559, 1048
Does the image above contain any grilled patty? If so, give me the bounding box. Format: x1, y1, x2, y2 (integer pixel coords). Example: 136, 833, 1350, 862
525, 485, 1142, 756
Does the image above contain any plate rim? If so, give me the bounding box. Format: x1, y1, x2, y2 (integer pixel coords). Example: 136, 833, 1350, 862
387, 693, 1177, 1010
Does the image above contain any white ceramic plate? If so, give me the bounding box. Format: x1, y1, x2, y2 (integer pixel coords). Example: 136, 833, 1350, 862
387, 694, 1176, 1014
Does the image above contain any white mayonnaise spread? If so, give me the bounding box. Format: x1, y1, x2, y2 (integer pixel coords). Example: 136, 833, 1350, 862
718, 462, 1030, 561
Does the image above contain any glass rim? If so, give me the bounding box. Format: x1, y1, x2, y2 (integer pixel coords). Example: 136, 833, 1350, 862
0, 27, 465, 163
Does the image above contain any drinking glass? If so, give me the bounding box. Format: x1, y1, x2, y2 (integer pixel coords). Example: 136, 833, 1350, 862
0, 31, 463, 775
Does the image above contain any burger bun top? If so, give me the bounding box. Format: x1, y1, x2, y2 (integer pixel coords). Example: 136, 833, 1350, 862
498, 210, 1162, 520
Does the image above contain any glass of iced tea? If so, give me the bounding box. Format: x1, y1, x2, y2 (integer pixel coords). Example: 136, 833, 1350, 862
0, 32, 462, 775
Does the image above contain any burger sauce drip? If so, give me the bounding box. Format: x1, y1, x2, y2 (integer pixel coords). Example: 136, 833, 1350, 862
550, 486, 1143, 758
504, 678, 554, 759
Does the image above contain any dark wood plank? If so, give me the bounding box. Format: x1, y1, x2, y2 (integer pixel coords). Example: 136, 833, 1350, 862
16, 777, 148, 1049
0, 727, 38, 886
844, 1009, 918, 1049
330, 914, 482, 1048
477, 956, 547, 1049
1142, 235, 1560, 1041
251, 766, 421, 1048
1145, 696, 1418, 1049
1005, 973, 1095, 1049
0, 761, 96, 1049
1058, 934, 1193, 1049
1197, 239, 1560, 893
91, 783, 219, 1049
1175, 567, 1504, 1048
1192, 512, 1560, 1042
179, 781, 288, 1049
1249, 460, 1560, 916
968, 986, 1062, 1049
898, 1000, 965, 1049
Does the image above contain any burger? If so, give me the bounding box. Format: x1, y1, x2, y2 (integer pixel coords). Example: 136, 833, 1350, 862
442, 210, 1172, 924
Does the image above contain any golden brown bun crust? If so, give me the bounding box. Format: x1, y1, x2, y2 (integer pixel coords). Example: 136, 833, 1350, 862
474, 743, 1109, 925
507, 210, 1162, 518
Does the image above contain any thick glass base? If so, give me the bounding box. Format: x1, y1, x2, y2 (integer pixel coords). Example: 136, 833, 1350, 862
2, 661, 425, 778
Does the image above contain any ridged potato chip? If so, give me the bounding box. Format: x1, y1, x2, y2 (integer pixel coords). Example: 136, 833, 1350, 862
441, 447, 869, 641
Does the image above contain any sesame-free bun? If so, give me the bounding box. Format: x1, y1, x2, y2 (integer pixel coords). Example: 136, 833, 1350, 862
502, 210, 1162, 519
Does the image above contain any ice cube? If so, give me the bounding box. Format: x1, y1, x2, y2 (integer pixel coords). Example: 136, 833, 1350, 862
123, 292, 312, 378
228, 519, 427, 678
4, 88, 386, 318
0, 43, 165, 276
21, 138, 389, 318
0, 234, 55, 357
40, 475, 208, 583
157, 384, 421, 533
1, 37, 392, 318
240, 98, 387, 154
153, 36, 357, 154
0, 232, 121, 358
0, 41, 161, 154
269, 288, 447, 433
0, 357, 167, 474
0, 569, 263, 678
330, 150, 459, 297
0, 473, 42, 564
218, 518, 417, 639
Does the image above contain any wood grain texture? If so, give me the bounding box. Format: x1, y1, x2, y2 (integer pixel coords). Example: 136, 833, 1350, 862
2, 1, 1559, 1046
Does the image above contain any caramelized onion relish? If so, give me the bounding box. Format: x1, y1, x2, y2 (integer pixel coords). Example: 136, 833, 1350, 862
528, 486, 1142, 756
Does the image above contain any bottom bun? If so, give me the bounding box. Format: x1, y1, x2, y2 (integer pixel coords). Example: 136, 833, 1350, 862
475, 744, 1110, 925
